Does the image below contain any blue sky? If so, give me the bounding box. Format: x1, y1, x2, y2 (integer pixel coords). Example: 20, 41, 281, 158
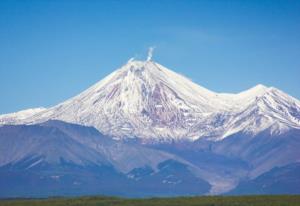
0, 0, 299, 114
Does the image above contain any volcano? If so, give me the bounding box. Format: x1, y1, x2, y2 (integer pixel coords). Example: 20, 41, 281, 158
1, 57, 300, 142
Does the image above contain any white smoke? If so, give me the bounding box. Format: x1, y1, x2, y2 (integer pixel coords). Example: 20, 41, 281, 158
147, 47, 155, 61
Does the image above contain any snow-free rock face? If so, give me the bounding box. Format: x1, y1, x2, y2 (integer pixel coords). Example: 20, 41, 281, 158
1, 60, 300, 142
0, 121, 212, 197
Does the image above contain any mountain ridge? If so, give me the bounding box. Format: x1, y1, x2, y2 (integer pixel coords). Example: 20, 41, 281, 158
0, 58, 299, 197
1, 59, 300, 142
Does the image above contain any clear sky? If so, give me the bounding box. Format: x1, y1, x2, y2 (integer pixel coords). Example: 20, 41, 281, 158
0, 0, 299, 114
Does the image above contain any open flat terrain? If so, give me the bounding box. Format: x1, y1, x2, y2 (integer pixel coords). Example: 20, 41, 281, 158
0, 195, 300, 206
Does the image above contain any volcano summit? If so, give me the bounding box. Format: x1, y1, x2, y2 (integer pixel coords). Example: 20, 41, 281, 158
1, 58, 300, 142
0, 56, 300, 197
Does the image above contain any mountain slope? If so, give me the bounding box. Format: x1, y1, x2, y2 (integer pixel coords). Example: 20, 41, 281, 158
1, 59, 299, 142
0, 58, 299, 196
147, 127, 300, 194
0, 108, 45, 125
228, 163, 300, 195
0, 121, 212, 197
24, 60, 226, 140
218, 87, 300, 139
0, 121, 185, 173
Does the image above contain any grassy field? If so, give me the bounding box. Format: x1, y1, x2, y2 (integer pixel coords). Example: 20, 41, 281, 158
0, 195, 300, 206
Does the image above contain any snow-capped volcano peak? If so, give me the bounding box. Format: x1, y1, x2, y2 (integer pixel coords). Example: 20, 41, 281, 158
40, 59, 226, 140
1, 59, 300, 142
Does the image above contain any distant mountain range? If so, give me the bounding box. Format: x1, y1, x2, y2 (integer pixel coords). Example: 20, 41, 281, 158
0, 59, 299, 197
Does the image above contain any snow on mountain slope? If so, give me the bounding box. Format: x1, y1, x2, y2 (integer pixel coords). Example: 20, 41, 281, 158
0, 58, 299, 142
19, 60, 228, 140
0, 108, 46, 125
218, 86, 300, 139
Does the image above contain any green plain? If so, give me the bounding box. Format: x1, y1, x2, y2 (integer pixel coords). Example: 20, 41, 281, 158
0, 195, 300, 206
